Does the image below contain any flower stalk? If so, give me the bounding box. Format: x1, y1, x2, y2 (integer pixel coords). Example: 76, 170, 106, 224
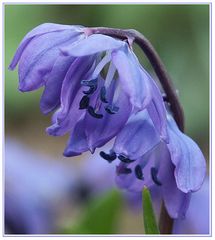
89, 27, 184, 132
89, 27, 185, 234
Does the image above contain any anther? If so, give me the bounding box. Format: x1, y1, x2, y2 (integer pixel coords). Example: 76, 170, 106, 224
135, 165, 144, 180
100, 151, 116, 163
118, 154, 135, 163
151, 167, 162, 186
87, 106, 103, 119
100, 86, 108, 103
83, 85, 97, 95
105, 105, 119, 114
116, 166, 132, 175
81, 79, 97, 86
79, 95, 90, 109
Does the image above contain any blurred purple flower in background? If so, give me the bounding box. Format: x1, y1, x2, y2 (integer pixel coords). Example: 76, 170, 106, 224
5, 138, 136, 234
5, 138, 77, 234
5, 138, 208, 234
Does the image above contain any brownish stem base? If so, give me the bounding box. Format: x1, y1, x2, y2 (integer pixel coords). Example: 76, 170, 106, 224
159, 201, 174, 234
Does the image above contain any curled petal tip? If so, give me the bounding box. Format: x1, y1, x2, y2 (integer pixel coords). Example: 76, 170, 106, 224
89, 146, 95, 154
8, 64, 15, 71
18, 83, 31, 92
46, 126, 59, 136
18, 86, 25, 92
39, 105, 50, 115
63, 149, 81, 157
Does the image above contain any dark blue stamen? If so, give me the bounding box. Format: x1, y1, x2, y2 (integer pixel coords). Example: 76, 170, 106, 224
83, 85, 97, 95
79, 95, 89, 109
118, 154, 135, 163
88, 106, 103, 119
105, 105, 119, 114
151, 167, 162, 186
135, 165, 144, 180
117, 166, 132, 175
100, 86, 108, 103
81, 79, 97, 86
100, 151, 116, 163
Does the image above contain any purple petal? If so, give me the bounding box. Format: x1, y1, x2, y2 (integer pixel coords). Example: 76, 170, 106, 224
111, 47, 152, 110
18, 30, 83, 92
85, 81, 132, 152
112, 47, 168, 142
46, 90, 85, 137
46, 56, 95, 136
146, 75, 168, 142
40, 55, 75, 114
173, 176, 209, 234
167, 116, 206, 193
157, 144, 192, 219
115, 147, 160, 192
112, 111, 160, 160
115, 141, 166, 192
63, 119, 88, 157
61, 34, 125, 56
9, 23, 83, 70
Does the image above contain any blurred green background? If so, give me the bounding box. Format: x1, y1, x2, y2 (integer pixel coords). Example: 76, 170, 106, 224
4, 4, 210, 234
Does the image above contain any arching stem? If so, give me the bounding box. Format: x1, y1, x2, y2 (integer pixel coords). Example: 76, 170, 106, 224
88, 27, 184, 132
89, 27, 185, 234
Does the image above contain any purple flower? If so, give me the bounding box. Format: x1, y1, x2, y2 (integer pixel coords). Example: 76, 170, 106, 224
5, 138, 76, 234
100, 110, 206, 218
9, 23, 168, 156
173, 176, 209, 234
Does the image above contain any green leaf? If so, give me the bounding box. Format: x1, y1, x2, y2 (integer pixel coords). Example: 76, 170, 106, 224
142, 187, 160, 234
62, 189, 122, 234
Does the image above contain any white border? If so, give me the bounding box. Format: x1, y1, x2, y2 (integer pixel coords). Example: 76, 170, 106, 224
1, 1, 213, 240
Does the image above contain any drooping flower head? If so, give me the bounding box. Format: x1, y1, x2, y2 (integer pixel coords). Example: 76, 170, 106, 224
100, 110, 206, 218
9, 23, 206, 220
9, 23, 168, 156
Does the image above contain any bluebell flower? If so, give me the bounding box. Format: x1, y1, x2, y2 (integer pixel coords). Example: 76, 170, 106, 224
173, 176, 209, 234
100, 110, 206, 218
9, 23, 168, 156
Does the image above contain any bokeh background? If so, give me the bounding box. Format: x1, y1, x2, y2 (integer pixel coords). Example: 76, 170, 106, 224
4, 4, 210, 234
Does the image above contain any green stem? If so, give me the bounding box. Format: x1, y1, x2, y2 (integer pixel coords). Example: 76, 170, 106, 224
142, 187, 160, 234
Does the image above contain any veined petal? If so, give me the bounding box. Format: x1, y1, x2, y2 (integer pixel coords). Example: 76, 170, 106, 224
167, 115, 206, 193
112, 47, 152, 110
146, 74, 168, 143
85, 81, 132, 152
46, 89, 85, 137
61, 34, 125, 56
18, 30, 84, 92
46, 56, 95, 136
58, 56, 95, 121
173, 177, 209, 234
115, 146, 160, 192
9, 23, 83, 70
157, 144, 192, 219
63, 119, 88, 157
113, 111, 160, 160
40, 55, 75, 114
